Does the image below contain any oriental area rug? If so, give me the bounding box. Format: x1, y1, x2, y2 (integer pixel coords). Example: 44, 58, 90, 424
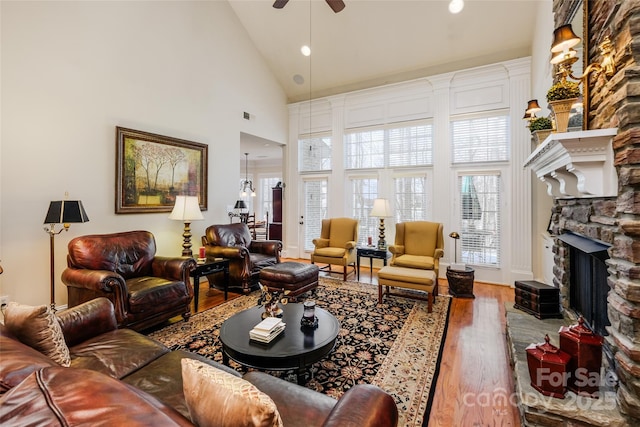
148, 277, 451, 427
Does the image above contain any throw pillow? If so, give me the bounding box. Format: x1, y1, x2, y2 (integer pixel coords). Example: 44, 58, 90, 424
181, 358, 283, 427
3, 302, 71, 367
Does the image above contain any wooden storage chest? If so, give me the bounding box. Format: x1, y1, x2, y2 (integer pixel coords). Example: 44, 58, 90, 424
514, 280, 562, 319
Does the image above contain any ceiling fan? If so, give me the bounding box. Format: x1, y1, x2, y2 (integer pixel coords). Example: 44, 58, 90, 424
273, 0, 345, 14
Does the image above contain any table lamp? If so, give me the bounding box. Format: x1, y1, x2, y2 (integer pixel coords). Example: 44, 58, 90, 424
44, 199, 89, 311
234, 199, 247, 212
169, 196, 203, 257
370, 198, 392, 249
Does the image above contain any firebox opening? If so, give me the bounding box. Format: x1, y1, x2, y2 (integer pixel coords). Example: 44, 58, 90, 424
558, 232, 611, 337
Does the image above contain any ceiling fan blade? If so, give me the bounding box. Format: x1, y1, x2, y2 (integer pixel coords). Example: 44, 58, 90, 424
326, 0, 345, 13
273, 0, 289, 9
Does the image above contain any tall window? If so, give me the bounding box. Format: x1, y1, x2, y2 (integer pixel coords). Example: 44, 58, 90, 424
458, 174, 501, 267
346, 121, 433, 239
394, 175, 428, 222
259, 177, 281, 222
303, 179, 328, 251
451, 112, 509, 163
350, 177, 379, 245
451, 111, 508, 267
299, 133, 332, 172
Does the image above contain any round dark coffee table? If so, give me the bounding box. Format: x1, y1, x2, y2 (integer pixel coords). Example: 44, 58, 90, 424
219, 303, 340, 384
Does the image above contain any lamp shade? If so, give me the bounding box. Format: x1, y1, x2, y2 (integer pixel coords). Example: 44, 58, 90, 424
169, 196, 203, 221
551, 24, 580, 53
525, 99, 542, 115
550, 48, 578, 65
370, 198, 392, 217
44, 200, 89, 224
234, 200, 247, 210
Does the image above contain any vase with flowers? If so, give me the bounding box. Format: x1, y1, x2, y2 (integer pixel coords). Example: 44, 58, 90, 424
547, 80, 581, 133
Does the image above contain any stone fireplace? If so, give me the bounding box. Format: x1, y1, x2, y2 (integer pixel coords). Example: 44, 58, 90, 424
549, 0, 640, 420
510, 1, 640, 424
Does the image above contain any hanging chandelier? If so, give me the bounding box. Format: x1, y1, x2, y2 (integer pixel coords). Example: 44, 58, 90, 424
240, 152, 256, 197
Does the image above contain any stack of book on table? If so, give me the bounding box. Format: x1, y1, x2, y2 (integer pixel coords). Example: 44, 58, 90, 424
249, 317, 286, 343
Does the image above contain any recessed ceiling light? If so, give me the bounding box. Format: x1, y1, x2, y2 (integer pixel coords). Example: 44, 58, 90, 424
293, 74, 305, 84
449, 0, 464, 14
301, 45, 311, 56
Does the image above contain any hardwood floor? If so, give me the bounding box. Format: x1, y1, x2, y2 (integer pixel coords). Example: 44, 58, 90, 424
188, 259, 522, 426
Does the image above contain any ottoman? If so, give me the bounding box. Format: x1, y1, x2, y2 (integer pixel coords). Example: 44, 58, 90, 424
377, 266, 437, 312
259, 262, 319, 298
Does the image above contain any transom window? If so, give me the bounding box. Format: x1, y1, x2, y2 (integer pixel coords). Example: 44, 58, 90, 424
451, 112, 509, 163
344, 121, 433, 169
299, 133, 332, 172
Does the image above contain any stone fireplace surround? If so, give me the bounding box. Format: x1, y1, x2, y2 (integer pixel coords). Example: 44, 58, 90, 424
508, 129, 633, 426
507, 1, 640, 424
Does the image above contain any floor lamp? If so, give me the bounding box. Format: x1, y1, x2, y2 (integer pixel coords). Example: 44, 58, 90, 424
169, 196, 203, 257
44, 200, 89, 311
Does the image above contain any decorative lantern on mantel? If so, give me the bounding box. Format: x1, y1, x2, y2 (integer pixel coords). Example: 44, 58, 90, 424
559, 316, 604, 398
526, 334, 572, 398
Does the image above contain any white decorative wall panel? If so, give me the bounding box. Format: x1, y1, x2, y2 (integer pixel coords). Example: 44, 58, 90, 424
298, 100, 332, 134
387, 96, 432, 122
451, 83, 508, 114
344, 103, 386, 128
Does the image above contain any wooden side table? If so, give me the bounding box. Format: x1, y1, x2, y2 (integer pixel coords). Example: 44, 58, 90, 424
446, 266, 475, 298
190, 259, 230, 312
356, 246, 391, 281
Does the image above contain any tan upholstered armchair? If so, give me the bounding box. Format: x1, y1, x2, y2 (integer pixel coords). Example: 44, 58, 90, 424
202, 223, 282, 293
61, 230, 196, 331
311, 217, 358, 281
388, 221, 444, 294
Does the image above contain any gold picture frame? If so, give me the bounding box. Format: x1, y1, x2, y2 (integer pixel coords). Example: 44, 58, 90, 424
115, 126, 208, 214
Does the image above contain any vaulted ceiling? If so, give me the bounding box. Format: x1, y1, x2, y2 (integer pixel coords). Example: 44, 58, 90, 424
229, 0, 542, 103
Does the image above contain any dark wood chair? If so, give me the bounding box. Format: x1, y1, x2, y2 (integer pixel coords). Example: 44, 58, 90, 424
247, 212, 269, 240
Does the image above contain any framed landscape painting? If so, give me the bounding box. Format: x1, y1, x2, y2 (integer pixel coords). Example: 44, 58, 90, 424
115, 127, 208, 214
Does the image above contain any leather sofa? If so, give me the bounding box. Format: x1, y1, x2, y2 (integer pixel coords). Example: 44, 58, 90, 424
61, 230, 195, 331
202, 223, 282, 293
0, 298, 398, 427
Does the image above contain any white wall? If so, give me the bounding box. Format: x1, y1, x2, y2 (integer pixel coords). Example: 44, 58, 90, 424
0, 1, 288, 306
530, 0, 555, 282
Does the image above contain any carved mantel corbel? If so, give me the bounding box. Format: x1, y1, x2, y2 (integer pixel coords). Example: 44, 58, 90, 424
523, 128, 618, 198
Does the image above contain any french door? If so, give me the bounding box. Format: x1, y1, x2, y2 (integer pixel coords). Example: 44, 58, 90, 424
300, 177, 328, 256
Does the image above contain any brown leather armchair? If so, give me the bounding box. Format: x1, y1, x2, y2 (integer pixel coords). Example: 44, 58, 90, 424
202, 223, 282, 293
61, 230, 195, 331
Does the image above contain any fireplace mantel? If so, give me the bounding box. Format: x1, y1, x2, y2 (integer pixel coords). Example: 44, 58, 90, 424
523, 128, 618, 198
